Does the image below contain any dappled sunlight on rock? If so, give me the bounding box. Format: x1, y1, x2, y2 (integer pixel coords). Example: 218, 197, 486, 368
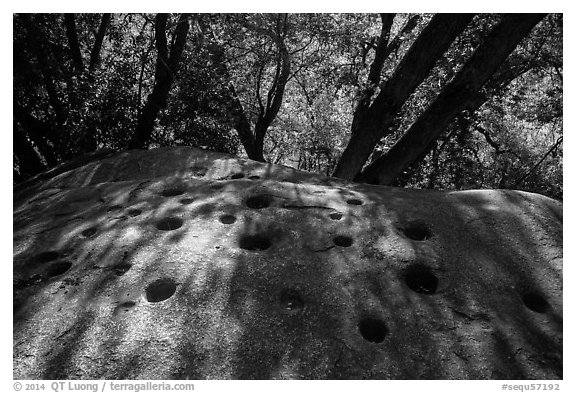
13, 146, 562, 379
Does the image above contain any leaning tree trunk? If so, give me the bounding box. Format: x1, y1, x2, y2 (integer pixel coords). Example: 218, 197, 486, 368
251, 32, 291, 162
356, 14, 546, 185
129, 14, 190, 149
64, 14, 84, 73
332, 14, 474, 181
89, 13, 111, 72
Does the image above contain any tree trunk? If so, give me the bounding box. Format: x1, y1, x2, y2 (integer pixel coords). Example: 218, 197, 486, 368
332, 14, 474, 180
129, 14, 190, 149
89, 13, 111, 72
64, 14, 84, 73
357, 14, 546, 185
198, 17, 262, 160
356, 13, 395, 111
199, 14, 291, 163
382, 15, 421, 61
252, 25, 291, 162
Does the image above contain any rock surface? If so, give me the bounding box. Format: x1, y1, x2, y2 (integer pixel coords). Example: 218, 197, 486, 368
13, 146, 563, 379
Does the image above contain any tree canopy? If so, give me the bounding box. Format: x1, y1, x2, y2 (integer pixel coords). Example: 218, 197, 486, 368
13, 13, 562, 200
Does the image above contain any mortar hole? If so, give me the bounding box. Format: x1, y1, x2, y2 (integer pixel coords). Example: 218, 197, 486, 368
359, 317, 388, 343
347, 198, 363, 206
127, 208, 142, 217
219, 214, 237, 224
156, 217, 183, 231
329, 212, 343, 220
246, 194, 273, 209
146, 278, 177, 303
161, 187, 185, 197
334, 235, 353, 247
231, 173, 244, 179
180, 198, 194, 205
405, 265, 438, 294
401, 222, 431, 241
249, 175, 261, 180
81, 227, 97, 238
47, 262, 72, 277
523, 292, 548, 313
239, 234, 271, 251
36, 251, 60, 264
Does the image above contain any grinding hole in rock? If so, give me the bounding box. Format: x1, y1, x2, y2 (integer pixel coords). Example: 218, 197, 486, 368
127, 208, 142, 217
347, 198, 363, 206
329, 212, 343, 220
180, 198, 194, 205
120, 301, 136, 308
401, 222, 432, 241
280, 288, 304, 312
405, 265, 438, 294
523, 292, 549, 313
146, 278, 177, 303
239, 234, 271, 251
47, 261, 72, 277
358, 317, 388, 343
246, 194, 273, 209
219, 214, 237, 224
161, 187, 185, 197
231, 173, 244, 179
156, 217, 183, 231
81, 227, 97, 238
36, 251, 60, 264
334, 235, 353, 247
113, 263, 132, 276
249, 175, 261, 180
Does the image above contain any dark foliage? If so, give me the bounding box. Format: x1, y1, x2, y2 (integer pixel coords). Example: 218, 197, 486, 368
13, 13, 562, 199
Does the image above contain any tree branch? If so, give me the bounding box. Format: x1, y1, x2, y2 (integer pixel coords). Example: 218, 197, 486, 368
366, 14, 395, 87
357, 13, 395, 110
333, 13, 474, 180
514, 136, 562, 188
383, 14, 421, 61
197, 16, 259, 159
129, 13, 190, 149
64, 14, 84, 72
89, 13, 111, 72
255, 62, 266, 115
255, 18, 291, 145
474, 125, 522, 160
357, 14, 547, 185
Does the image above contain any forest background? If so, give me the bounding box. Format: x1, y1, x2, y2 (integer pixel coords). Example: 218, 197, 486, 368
12, 12, 563, 200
